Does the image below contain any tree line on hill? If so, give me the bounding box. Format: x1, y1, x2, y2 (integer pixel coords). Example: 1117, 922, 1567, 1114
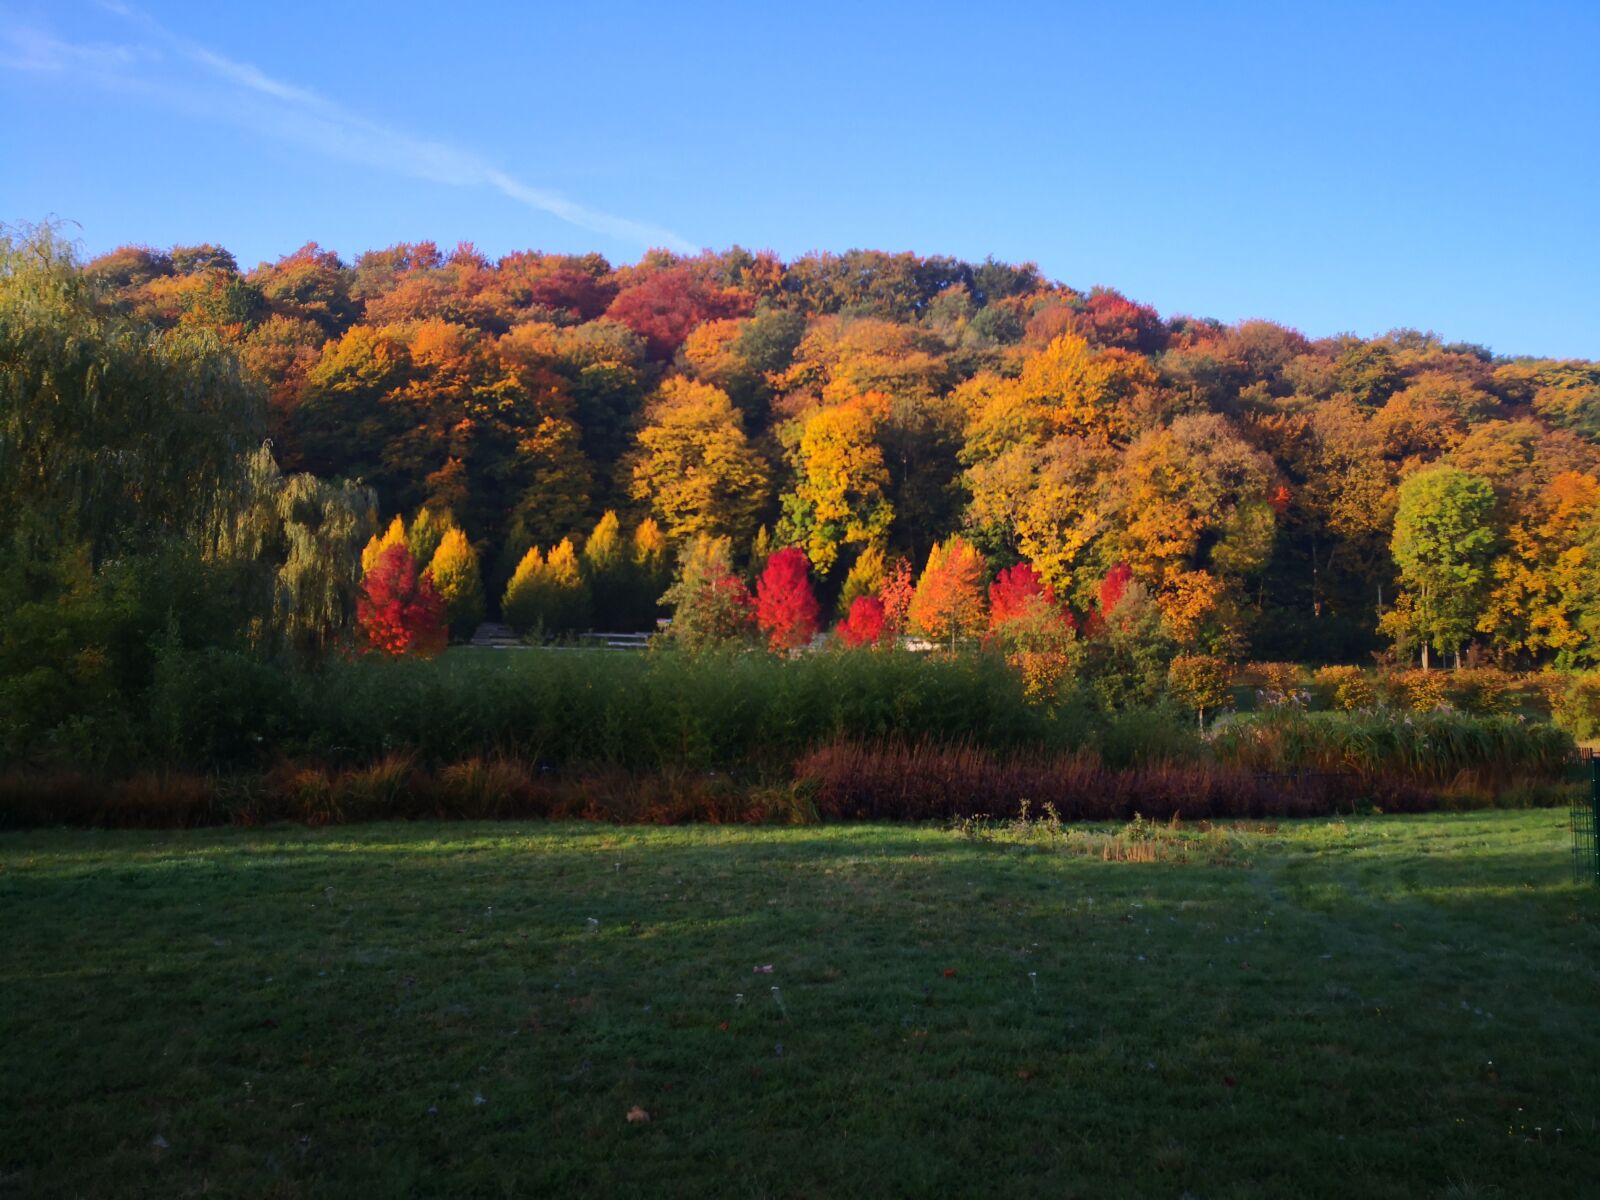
4, 218, 1600, 757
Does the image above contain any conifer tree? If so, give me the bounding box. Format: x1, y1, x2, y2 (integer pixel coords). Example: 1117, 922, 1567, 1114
408, 506, 456, 566
428, 526, 484, 641
908, 536, 988, 649
582, 510, 628, 629
838, 544, 887, 616
502, 546, 549, 637
361, 515, 408, 575
544, 537, 591, 634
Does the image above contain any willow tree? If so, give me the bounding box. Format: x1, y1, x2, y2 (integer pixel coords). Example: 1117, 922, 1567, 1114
0, 222, 265, 564
219, 444, 378, 662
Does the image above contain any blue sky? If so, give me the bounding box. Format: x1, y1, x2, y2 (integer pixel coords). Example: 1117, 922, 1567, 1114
3, 1, 1596, 358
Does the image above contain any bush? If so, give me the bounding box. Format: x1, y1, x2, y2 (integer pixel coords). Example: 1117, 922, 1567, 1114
1313, 665, 1376, 711
293, 646, 1060, 774
148, 644, 301, 768
1551, 673, 1600, 741
1446, 668, 1516, 716
1208, 708, 1572, 787
1245, 661, 1304, 706
796, 741, 1379, 822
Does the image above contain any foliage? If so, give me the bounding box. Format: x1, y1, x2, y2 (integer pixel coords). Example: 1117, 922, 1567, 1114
776, 395, 893, 576
1313, 665, 1376, 711
659, 535, 756, 652
753, 547, 820, 652
0, 222, 264, 562
1549, 672, 1600, 741
1167, 655, 1235, 725
836, 594, 889, 648
357, 544, 446, 657
362, 515, 408, 575
1385, 467, 1498, 667
627, 376, 770, 545
1078, 575, 1175, 711
427, 527, 485, 641
1208, 708, 1572, 787
908, 535, 988, 648
406, 505, 456, 565
501, 547, 548, 636
20, 226, 1600, 670
222, 444, 377, 662
837, 544, 886, 615
877, 555, 915, 634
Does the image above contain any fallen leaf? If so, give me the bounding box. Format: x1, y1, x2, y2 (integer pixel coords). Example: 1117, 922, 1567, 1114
626, 1106, 650, 1123
717, 1021, 729, 1032
1222, 1075, 1238, 1088
942, 968, 957, 978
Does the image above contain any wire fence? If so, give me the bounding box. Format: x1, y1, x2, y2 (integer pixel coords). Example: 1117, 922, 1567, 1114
1571, 749, 1598, 885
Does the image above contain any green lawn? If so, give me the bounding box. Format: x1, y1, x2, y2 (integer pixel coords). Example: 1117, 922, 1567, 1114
3, 813, 1597, 1198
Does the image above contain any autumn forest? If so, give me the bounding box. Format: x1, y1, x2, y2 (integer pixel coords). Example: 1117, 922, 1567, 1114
78, 233, 1600, 666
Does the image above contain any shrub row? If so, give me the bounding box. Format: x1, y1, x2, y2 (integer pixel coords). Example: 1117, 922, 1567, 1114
1208, 709, 1573, 786
0, 757, 815, 830
146, 645, 1083, 772
795, 738, 1573, 823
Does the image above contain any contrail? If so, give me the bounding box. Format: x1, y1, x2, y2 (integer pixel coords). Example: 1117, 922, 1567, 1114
4, 2, 698, 253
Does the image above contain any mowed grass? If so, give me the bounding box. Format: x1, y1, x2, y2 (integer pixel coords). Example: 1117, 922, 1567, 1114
2, 813, 1597, 1198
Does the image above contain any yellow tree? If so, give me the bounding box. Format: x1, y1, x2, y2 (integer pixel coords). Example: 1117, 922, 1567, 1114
544, 537, 590, 633
777, 394, 894, 576
501, 546, 548, 636
1481, 471, 1600, 665
627, 376, 770, 545
582, 510, 630, 628
427, 526, 484, 641
966, 438, 1120, 598
628, 516, 673, 628
962, 334, 1139, 460
838, 543, 887, 615
361, 515, 408, 575
1112, 415, 1277, 589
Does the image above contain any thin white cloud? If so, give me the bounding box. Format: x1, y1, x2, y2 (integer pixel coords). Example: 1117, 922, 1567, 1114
0, 26, 136, 73
5, 4, 696, 253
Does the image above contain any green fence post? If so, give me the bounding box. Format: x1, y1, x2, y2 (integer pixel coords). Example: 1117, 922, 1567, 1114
1591, 758, 1600, 885
1578, 756, 1600, 886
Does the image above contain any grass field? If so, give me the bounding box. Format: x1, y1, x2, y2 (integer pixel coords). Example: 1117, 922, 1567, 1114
3, 812, 1597, 1198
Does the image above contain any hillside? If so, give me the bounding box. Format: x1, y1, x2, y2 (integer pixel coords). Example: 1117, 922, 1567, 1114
68, 240, 1600, 661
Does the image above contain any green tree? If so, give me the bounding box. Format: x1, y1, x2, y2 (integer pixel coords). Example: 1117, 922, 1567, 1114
407, 506, 457, 566
221, 443, 378, 662
0, 222, 264, 561
660, 534, 756, 651
1385, 467, 1499, 669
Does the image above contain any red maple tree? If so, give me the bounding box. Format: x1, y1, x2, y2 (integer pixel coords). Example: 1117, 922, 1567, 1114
603, 267, 753, 360
755, 547, 820, 652
837, 594, 888, 648
1098, 563, 1134, 617
357, 543, 447, 657
988, 563, 1056, 629
877, 555, 915, 634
